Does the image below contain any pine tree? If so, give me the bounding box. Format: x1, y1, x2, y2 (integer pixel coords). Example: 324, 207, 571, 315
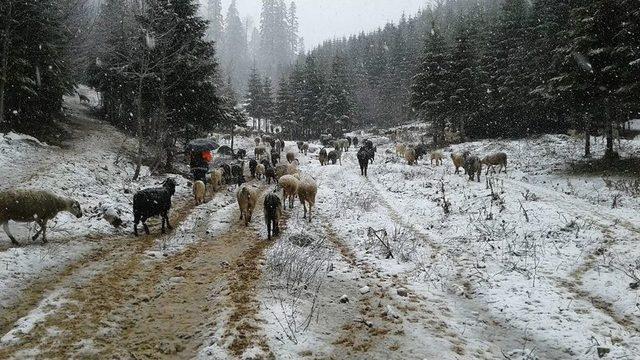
485, 0, 531, 136
617, 0, 640, 117
527, 0, 576, 133
259, 0, 291, 79
222, 0, 249, 91
554, 0, 628, 157
411, 23, 452, 144
324, 55, 354, 135
261, 77, 274, 132
449, 17, 483, 138
275, 74, 291, 126
301, 56, 325, 138
246, 65, 263, 129
1, 0, 74, 131
287, 2, 299, 57
206, 0, 224, 43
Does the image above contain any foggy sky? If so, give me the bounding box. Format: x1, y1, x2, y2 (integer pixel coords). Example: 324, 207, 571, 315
220, 0, 428, 50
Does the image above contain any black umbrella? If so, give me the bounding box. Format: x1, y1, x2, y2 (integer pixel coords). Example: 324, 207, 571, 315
187, 138, 219, 153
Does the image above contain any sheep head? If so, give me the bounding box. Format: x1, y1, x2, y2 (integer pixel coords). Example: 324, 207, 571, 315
68, 200, 83, 218
162, 178, 177, 196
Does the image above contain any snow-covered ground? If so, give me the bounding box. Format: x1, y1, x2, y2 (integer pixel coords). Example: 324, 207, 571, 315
0, 91, 191, 310
2, 106, 640, 359
257, 130, 640, 359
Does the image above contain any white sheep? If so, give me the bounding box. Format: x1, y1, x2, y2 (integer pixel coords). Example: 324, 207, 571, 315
430, 150, 444, 166
278, 175, 300, 210
0, 190, 83, 245
297, 176, 318, 222
193, 180, 206, 204
210, 169, 224, 192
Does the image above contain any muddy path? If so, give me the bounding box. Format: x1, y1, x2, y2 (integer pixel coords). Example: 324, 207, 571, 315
0, 183, 285, 359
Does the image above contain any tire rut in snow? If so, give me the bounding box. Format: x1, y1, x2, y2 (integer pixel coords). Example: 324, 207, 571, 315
0, 198, 202, 358
321, 222, 467, 358
501, 178, 640, 330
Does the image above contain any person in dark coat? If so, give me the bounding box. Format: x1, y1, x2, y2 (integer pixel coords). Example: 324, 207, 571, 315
190, 150, 210, 183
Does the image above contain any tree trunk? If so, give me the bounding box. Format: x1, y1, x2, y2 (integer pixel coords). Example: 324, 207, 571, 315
132, 70, 145, 181
230, 126, 234, 152
0, 1, 12, 125
584, 114, 591, 158
605, 120, 615, 159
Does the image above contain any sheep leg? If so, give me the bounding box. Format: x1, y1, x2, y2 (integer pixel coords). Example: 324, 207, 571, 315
165, 213, 173, 230
134, 216, 140, 237
32, 219, 47, 242
142, 218, 151, 235
282, 190, 287, 210
266, 218, 272, 240
40, 220, 48, 243
3, 222, 19, 245
32, 223, 43, 241
302, 201, 307, 219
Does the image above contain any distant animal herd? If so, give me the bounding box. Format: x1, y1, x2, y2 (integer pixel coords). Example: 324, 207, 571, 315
0, 133, 508, 245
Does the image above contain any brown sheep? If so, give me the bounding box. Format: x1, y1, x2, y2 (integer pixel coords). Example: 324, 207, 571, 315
297, 176, 318, 222
481, 152, 508, 174
302, 143, 309, 155
255, 164, 266, 180
236, 185, 258, 226
275, 164, 289, 180
396, 143, 406, 157
404, 148, 417, 166
286, 152, 296, 163
451, 151, 470, 174
278, 175, 300, 210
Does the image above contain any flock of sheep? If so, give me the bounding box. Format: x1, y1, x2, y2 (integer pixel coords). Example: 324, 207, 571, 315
0, 133, 510, 246
191, 136, 319, 241
396, 143, 508, 182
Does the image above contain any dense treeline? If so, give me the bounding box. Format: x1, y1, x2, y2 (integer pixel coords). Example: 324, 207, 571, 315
273, 0, 639, 156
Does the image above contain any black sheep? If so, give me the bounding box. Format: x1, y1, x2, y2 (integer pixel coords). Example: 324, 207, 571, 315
328, 150, 340, 165
353, 137, 359, 147
363, 140, 376, 163
217, 146, 233, 156
414, 144, 429, 160
235, 149, 247, 159
265, 166, 277, 184
264, 192, 282, 240
249, 159, 258, 178
231, 163, 244, 182
133, 178, 177, 236
357, 147, 371, 177
271, 150, 280, 167
260, 159, 271, 169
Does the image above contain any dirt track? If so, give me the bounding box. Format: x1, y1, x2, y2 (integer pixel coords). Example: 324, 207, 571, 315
0, 184, 283, 359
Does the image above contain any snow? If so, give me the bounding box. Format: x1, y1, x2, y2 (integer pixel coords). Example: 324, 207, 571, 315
0, 92, 191, 311
255, 129, 640, 358
2, 100, 640, 357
